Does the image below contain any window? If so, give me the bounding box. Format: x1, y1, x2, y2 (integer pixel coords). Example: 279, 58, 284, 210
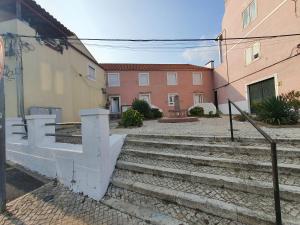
87, 65, 96, 80
168, 93, 178, 106
108, 73, 120, 87
192, 73, 203, 85
245, 42, 260, 65
167, 72, 177, 85
242, 0, 257, 28
139, 73, 149, 86
194, 93, 204, 105
139, 93, 151, 104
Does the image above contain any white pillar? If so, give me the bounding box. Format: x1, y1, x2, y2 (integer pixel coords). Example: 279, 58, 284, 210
80, 108, 109, 159
26, 115, 56, 147
80, 108, 110, 199
6, 118, 24, 143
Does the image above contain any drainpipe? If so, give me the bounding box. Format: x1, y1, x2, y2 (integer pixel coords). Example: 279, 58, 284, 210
15, 0, 26, 124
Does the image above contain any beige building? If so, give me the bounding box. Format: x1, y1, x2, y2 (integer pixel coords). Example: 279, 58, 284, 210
0, 0, 106, 121
214, 0, 300, 113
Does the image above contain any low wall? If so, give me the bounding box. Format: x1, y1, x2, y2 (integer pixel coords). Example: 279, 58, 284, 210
6, 109, 125, 200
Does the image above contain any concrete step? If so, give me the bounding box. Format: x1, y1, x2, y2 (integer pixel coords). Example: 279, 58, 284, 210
125, 139, 300, 158
127, 134, 300, 149
124, 144, 300, 165
123, 149, 300, 175
104, 185, 246, 225
118, 154, 300, 188
116, 160, 300, 202
112, 169, 300, 225
101, 198, 187, 225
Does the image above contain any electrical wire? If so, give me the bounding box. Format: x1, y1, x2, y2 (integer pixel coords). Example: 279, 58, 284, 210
1, 33, 300, 42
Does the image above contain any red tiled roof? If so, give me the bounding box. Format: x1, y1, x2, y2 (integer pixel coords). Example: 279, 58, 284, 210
100, 63, 212, 71
21, 0, 74, 36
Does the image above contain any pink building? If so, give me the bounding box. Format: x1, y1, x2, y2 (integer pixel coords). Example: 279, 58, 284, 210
100, 64, 214, 116
215, 0, 300, 113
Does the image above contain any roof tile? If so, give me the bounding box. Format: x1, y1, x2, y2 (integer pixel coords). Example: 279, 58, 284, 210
100, 63, 212, 71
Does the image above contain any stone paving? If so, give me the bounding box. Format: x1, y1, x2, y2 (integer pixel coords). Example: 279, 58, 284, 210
118, 154, 300, 186
113, 169, 300, 221
0, 183, 148, 225
111, 117, 300, 139
104, 185, 245, 225
124, 144, 300, 165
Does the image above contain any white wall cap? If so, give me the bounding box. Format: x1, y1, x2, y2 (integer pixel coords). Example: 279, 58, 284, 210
80, 108, 109, 116
6, 117, 23, 121
26, 115, 56, 120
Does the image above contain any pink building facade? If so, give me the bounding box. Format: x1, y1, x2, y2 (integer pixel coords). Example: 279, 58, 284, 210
101, 64, 214, 116
215, 0, 300, 113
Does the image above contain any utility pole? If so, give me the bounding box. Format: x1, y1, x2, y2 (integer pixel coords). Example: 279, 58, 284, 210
0, 36, 6, 212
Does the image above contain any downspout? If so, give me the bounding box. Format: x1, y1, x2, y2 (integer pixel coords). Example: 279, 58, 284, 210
15, 0, 26, 127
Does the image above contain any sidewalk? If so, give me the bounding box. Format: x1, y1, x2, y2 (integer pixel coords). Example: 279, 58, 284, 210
5, 163, 46, 202
0, 183, 147, 225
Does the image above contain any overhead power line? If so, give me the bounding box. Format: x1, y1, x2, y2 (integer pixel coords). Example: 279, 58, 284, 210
1, 33, 300, 42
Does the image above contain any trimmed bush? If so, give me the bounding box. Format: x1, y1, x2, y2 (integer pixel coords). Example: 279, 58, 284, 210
151, 108, 163, 119
189, 107, 204, 117
132, 99, 152, 119
120, 109, 143, 128
254, 94, 299, 125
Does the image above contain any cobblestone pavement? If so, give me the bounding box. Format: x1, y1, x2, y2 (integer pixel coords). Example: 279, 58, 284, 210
119, 154, 300, 186
113, 169, 300, 221
111, 117, 300, 139
104, 185, 245, 225
0, 183, 148, 225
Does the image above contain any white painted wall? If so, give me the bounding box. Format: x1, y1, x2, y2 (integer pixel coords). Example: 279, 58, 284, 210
218, 100, 249, 114
188, 103, 217, 115
6, 109, 125, 200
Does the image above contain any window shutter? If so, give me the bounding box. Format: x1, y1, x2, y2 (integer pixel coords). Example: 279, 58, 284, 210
252, 42, 260, 59
250, 0, 257, 21
245, 47, 252, 65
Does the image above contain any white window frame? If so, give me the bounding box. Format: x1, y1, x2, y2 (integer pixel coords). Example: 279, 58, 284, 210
168, 93, 178, 106
138, 72, 150, 86
193, 93, 204, 105
245, 42, 261, 65
139, 93, 151, 104
87, 64, 96, 81
107, 73, 120, 87
192, 73, 203, 85
167, 72, 178, 86
242, 0, 257, 29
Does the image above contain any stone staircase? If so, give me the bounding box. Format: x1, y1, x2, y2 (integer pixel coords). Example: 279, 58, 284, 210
102, 134, 300, 225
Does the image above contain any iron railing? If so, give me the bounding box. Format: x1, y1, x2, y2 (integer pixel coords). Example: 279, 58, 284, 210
44, 122, 82, 139
228, 99, 282, 225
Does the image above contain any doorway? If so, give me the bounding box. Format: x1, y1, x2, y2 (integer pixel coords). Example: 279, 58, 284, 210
248, 77, 276, 113
110, 96, 120, 113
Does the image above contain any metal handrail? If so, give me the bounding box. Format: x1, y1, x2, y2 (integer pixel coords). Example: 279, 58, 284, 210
12, 124, 27, 127
45, 133, 82, 138
228, 99, 282, 225
45, 122, 81, 126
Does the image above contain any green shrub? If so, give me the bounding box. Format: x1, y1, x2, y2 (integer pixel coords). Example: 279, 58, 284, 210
151, 108, 163, 119
254, 95, 299, 125
132, 99, 152, 118
120, 109, 143, 128
189, 107, 204, 117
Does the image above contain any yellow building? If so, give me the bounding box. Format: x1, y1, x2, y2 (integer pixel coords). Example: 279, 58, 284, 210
0, 0, 106, 121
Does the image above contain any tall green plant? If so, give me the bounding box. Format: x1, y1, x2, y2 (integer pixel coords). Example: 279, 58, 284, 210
254, 95, 299, 125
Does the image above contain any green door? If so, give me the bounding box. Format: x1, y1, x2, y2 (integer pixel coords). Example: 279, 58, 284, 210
249, 78, 276, 113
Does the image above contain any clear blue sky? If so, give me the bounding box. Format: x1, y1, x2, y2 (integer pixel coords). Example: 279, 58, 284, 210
35, 0, 224, 66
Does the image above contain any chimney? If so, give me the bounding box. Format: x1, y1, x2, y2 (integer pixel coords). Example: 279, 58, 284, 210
204, 60, 214, 69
